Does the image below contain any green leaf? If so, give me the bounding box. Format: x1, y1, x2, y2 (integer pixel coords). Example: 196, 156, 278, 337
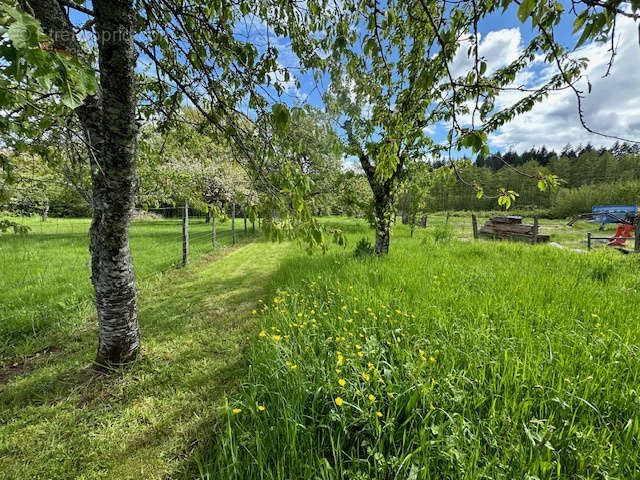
8, 20, 38, 50
272, 103, 290, 134
517, 0, 535, 23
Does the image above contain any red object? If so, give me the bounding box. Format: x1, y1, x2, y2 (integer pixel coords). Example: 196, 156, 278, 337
608, 224, 634, 246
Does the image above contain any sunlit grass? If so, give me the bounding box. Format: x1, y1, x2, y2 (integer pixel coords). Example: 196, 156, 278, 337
199, 219, 640, 479
0, 215, 248, 360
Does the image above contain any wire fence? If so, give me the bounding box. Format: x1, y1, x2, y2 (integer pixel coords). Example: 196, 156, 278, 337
0, 208, 259, 349
395, 211, 637, 253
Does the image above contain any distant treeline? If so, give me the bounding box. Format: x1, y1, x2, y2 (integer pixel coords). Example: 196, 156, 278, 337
427, 142, 640, 217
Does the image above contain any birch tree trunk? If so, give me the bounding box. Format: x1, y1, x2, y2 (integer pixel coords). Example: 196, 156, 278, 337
91, 0, 140, 366
26, 0, 141, 366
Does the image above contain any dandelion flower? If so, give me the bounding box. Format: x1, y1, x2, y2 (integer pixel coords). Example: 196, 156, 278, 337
334, 397, 344, 407
362, 372, 371, 381
257, 405, 265, 412
357, 351, 364, 357
272, 335, 282, 341
368, 394, 375, 401
376, 411, 383, 417
251, 309, 257, 315
258, 330, 267, 337
232, 408, 242, 414
429, 356, 436, 363
338, 378, 346, 386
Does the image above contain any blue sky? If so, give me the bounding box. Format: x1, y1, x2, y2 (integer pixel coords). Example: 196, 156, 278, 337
245, 2, 639, 168
68, 2, 640, 167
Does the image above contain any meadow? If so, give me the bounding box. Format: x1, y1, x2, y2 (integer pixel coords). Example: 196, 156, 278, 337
1, 215, 246, 361
1, 215, 639, 479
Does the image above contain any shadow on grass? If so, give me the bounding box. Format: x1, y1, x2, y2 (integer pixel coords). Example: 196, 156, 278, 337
0, 235, 287, 480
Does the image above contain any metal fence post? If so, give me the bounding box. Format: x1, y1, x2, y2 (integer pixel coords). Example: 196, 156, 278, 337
182, 199, 189, 267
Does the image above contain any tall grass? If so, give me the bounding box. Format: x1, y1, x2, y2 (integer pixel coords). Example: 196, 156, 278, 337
198, 222, 640, 479
0, 216, 240, 360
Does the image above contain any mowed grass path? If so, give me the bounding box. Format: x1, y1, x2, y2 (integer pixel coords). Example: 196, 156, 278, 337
0, 235, 291, 479
1, 216, 252, 360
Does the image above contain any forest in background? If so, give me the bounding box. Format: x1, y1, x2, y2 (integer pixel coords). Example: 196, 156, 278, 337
421, 141, 640, 218
5, 139, 640, 220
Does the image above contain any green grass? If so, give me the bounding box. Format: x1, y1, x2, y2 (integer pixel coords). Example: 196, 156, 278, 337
197, 217, 640, 479
0, 232, 285, 479
0, 215, 255, 361
2, 215, 639, 479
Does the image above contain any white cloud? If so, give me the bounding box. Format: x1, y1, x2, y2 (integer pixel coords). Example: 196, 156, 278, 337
450, 28, 522, 78
342, 154, 363, 172
488, 16, 640, 153
267, 61, 298, 96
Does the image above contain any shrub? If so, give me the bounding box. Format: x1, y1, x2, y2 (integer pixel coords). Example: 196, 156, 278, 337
550, 180, 640, 218
353, 237, 375, 257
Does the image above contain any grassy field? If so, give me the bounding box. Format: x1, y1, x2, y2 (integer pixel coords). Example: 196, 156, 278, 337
0, 216, 275, 479
1, 215, 639, 479
197, 217, 640, 479
0, 215, 255, 361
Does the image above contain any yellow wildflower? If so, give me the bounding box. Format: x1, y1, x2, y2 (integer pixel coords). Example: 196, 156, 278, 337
368, 394, 375, 401
429, 356, 436, 363
272, 335, 281, 341
258, 330, 267, 337
362, 372, 371, 381
257, 405, 265, 412
232, 408, 242, 414
251, 309, 257, 315
334, 397, 344, 407
338, 378, 346, 386
376, 411, 383, 417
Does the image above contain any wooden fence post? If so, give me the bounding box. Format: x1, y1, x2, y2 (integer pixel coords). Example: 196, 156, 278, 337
634, 216, 640, 252
532, 217, 539, 245
446, 212, 450, 224
472, 214, 478, 240
587, 232, 592, 251
182, 199, 189, 267
231, 202, 237, 245
243, 203, 247, 236
211, 212, 216, 249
